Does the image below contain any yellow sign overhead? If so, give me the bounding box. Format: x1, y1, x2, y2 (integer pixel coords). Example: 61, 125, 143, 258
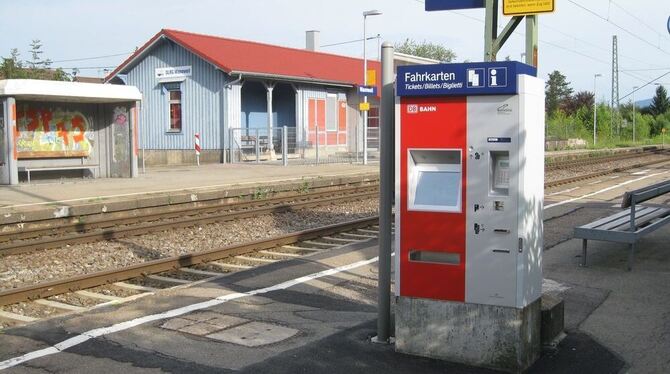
359, 102, 370, 111
503, 0, 554, 16
366, 69, 376, 86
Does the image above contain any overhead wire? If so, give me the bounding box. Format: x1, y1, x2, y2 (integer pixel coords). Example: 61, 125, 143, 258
566, 0, 670, 57
609, 0, 670, 45
50, 52, 132, 64
620, 70, 670, 101
407, 0, 661, 86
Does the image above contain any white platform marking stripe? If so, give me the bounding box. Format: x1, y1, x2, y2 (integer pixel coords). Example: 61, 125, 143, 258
0, 256, 379, 370
544, 171, 670, 210
547, 187, 580, 196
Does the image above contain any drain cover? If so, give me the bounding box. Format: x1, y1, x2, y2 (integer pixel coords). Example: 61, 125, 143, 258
206, 321, 298, 347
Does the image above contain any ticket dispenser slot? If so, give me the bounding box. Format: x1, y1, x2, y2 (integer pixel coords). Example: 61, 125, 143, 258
408, 149, 462, 213
489, 151, 510, 196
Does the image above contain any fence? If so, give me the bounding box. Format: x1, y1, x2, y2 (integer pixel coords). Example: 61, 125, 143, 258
228, 126, 380, 165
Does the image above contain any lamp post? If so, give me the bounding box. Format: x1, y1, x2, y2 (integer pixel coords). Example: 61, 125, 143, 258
594, 74, 602, 146
632, 86, 638, 144
362, 9, 382, 165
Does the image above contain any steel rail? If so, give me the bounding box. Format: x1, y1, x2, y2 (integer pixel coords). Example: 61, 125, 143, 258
0, 184, 379, 243
0, 189, 378, 256
0, 216, 379, 307
546, 148, 667, 171
545, 156, 670, 188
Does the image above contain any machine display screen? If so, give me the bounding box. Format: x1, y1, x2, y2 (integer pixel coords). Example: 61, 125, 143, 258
407, 149, 462, 212
414, 171, 460, 207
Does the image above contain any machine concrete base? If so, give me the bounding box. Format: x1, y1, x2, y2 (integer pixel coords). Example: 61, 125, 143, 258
395, 296, 541, 373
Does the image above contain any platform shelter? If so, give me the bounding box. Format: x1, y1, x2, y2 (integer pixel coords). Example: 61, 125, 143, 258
0, 79, 142, 185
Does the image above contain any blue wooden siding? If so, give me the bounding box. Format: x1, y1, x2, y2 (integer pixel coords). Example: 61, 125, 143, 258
125, 39, 226, 150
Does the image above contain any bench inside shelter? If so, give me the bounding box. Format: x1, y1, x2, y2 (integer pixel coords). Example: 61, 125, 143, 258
18, 164, 99, 184
574, 179, 670, 270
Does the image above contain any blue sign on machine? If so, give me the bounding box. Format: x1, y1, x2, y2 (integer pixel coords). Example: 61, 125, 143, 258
358, 85, 377, 96
396, 61, 537, 97
425, 0, 485, 11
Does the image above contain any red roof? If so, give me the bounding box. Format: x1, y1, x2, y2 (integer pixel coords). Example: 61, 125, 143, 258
107, 29, 381, 90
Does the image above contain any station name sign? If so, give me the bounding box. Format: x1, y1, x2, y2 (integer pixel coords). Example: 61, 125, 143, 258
358, 85, 377, 96
425, 0, 484, 11
396, 61, 536, 97
155, 65, 192, 80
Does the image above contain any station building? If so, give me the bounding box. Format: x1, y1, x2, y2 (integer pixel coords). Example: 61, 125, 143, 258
0, 79, 142, 185
105, 29, 384, 165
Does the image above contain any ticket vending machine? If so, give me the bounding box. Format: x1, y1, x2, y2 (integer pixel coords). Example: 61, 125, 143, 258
394, 62, 544, 372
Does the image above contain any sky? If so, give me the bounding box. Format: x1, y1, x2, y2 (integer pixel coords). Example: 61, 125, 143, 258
1, 0, 668, 103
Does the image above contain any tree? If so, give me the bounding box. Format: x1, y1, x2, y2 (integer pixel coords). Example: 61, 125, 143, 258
561, 90, 594, 116
545, 71, 573, 115
0, 41, 69, 81
28, 39, 47, 69
1, 48, 25, 79
394, 39, 456, 62
649, 85, 670, 117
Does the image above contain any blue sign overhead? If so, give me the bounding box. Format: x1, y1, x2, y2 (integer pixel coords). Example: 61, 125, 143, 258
396, 61, 537, 97
425, 0, 485, 11
358, 85, 377, 96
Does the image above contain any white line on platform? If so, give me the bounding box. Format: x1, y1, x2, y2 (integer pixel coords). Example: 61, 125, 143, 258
587, 180, 602, 185
3, 172, 372, 209
544, 171, 670, 210
0, 256, 380, 370
547, 187, 580, 196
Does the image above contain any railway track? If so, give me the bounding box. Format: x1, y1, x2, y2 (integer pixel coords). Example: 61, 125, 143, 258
545, 148, 665, 171
545, 149, 670, 188
2, 149, 668, 328
1, 150, 667, 257
0, 185, 379, 256
0, 217, 383, 328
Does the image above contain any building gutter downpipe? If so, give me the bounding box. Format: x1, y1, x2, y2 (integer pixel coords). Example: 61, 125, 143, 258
225, 73, 243, 89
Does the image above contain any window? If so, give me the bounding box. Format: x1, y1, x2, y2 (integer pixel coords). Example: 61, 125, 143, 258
368, 106, 379, 128
166, 84, 182, 132
326, 94, 337, 131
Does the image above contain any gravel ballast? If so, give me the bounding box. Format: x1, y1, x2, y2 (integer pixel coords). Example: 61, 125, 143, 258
0, 198, 378, 291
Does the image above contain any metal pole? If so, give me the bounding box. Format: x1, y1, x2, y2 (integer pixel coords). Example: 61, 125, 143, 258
594, 85, 597, 146
525, 15, 538, 67
484, 0, 498, 61
632, 87, 637, 144
316, 120, 320, 164
229, 128, 233, 164
594, 74, 600, 146
255, 128, 260, 163
374, 41, 394, 344
282, 126, 288, 166
363, 15, 369, 165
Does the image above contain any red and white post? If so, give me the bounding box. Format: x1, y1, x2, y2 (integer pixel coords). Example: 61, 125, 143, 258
194, 133, 201, 166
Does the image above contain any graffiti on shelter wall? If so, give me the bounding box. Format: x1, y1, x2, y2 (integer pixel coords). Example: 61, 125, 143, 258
110, 106, 131, 178
16, 106, 93, 158
112, 106, 129, 164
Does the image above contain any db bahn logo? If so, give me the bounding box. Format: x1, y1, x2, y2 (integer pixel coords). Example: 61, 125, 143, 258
407, 104, 437, 114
